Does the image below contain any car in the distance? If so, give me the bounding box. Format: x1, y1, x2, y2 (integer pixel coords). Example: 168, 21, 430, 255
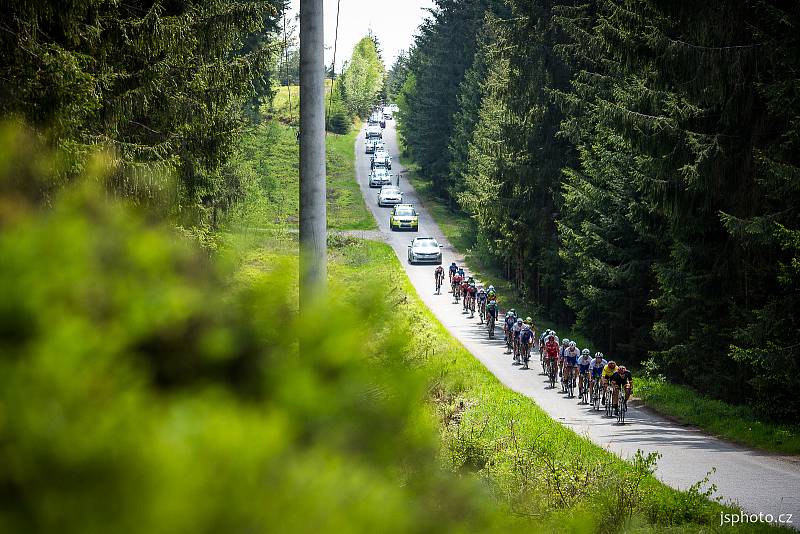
407, 236, 443, 264
377, 186, 403, 207
382, 106, 393, 120
365, 124, 382, 139
390, 204, 419, 231
369, 168, 393, 188
366, 139, 385, 154
371, 151, 392, 170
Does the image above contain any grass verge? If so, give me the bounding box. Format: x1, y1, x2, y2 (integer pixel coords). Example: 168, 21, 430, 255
637, 377, 800, 455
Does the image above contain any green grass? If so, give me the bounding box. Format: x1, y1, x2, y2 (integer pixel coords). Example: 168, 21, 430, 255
326, 124, 373, 230
637, 377, 800, 455
267, 81, 335, 126
223, 118, 373, 244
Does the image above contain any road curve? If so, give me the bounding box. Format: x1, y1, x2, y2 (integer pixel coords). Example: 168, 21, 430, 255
353, 120, 800, 526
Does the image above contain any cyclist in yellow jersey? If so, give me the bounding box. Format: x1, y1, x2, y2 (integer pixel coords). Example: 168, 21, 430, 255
600, 361, 617, 404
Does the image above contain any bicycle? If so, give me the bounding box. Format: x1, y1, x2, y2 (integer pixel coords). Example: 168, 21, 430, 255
487, 313, 495, 339
468, 295, 476, 318
564, 366, 575, 398
579, 370, 590, 404
478, 300, 486, 324
520, 340, 531, 369
435, 274, 443, 295
548, 358, 557, 388
617, 387, 627, 424
591, 378, 601, 410
604, 385, 614, 417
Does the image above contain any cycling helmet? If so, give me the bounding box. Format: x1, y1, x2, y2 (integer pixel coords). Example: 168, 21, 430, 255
582, 349, 590, 356
469, 283, 476, 288
594, 352, 604, 359
562, 338, 570, 345
505, 311, 511, 317
618, 366, 627, 372
450, 262, 456, 266
509, 308, 516, 315
516, 318, 523, 324
569, 341, 576, 348
488, 285, 494, 291
607, 361, 617, 368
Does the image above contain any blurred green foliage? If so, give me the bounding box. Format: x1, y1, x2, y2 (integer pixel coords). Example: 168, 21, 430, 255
0, 123, 518, 533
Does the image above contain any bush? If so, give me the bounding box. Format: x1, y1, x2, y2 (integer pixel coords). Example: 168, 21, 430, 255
0, 123, 521, 533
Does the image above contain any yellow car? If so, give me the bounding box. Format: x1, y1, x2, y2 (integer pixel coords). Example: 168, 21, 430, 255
389, 204, 419, 231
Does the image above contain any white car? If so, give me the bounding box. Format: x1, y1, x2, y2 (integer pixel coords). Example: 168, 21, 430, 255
382, 106, 393, 120
389, 104, 399, 113
369, 168, 393, 188
377, 186, 403, 206
366, 139, 385, 154
365, 124, 382, 139
371, 151, 392, 170
407, 237, 443, 264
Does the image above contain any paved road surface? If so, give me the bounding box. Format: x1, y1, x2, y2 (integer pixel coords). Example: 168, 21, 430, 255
354, 120, 800, 526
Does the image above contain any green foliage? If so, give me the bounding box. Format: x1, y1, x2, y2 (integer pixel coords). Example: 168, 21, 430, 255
0, 0, 286, 227
636, 377, 800, 455
338, 37, 385, 119
396, 0, 507, 199
0, 126, 521, 534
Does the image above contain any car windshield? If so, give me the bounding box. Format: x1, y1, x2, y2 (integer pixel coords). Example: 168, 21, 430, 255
414, 239, 438, 249
396, 208, 416, 217
382, 188, 400, 194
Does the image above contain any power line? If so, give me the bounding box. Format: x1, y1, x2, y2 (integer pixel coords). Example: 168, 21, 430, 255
283, 11, 293, 125
326, 0, 342, 128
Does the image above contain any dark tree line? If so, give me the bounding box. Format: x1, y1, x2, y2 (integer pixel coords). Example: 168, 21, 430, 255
0, 0, 287, 228
393, 0, 800, 421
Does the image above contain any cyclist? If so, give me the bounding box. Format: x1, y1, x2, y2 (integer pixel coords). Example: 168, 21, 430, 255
590, 352, 607, 390
461, 277, 472, 312
452, 270, 463, 300
600, 360, 618, 404
520, 322, 535, 369
544, 334, 560, 376
562, 341, 580, 388
466, 281, 477, 316
476, 285, 487, 322
434, 265, 445, 294
504, 309, 517, 350
512, 318, 524, 363
486, 300, 499, 335
486, 284, 497, 303
610, 365, 633, 414
448, 262, 458, 284
577, 348, 592, 397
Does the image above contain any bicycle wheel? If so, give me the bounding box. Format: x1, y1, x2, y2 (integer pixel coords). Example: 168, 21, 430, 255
617, 395, 626, 424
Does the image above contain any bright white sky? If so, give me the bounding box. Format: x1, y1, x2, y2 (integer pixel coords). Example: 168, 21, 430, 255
287, 0, 435, 71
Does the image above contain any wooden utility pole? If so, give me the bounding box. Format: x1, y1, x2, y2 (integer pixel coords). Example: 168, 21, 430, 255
299, 0, 326, 306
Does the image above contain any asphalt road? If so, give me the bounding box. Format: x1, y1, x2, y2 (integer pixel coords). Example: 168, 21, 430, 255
353, 120, 800, 527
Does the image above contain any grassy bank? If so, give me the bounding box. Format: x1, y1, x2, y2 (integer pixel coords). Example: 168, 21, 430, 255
224, 120, 372, 237
398, 149, 798, 457
637, 377, 800, 455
